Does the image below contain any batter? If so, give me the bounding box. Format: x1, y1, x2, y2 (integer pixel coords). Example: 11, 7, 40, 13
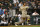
15, 3, 30, 26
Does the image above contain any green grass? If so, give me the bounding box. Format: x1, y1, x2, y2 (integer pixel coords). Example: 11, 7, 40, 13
0, 25, 40, 27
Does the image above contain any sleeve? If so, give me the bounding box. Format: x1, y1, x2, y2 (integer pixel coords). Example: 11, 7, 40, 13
26, 6, 29, 8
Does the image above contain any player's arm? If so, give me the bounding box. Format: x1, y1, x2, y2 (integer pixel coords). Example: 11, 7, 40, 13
26, 6, 29, 8
26, 6, 29, 10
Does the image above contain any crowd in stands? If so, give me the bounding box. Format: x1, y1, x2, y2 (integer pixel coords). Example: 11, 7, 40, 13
0, 0, 40, 25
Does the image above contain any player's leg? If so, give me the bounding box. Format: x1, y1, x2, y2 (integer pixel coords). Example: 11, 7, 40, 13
15, 17, 26, 26
27, 15, 30, 25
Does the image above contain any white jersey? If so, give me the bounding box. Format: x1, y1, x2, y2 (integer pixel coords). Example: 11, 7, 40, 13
19, 6, 29, 17
18, 14, 22, 22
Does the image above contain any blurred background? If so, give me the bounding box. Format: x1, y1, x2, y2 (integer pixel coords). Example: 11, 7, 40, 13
0, 0, 40, 26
